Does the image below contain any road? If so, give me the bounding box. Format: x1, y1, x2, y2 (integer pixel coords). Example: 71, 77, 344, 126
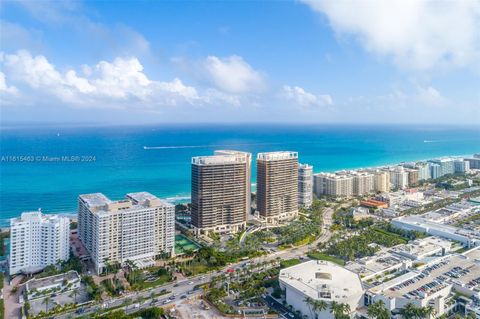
55, 207, 335, 318
56, 273, 213, 319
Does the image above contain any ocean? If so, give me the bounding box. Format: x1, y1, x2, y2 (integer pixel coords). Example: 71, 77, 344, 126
0, 123, 479, 227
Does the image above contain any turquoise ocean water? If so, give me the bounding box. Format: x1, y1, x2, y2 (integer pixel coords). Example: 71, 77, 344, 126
0, 124, 479, 227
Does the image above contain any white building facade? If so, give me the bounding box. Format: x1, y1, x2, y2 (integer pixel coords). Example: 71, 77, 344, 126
78, 192, 175, 274
279, 260, 364, 319
9, 211, 70, 275
298, 163, 313, 208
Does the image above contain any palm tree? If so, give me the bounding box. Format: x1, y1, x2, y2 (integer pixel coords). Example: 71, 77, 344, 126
42, 296, 52, 312
313, 300, 328, 319
330, 301, 341, 318
104, 257, 111, 275
422, 305, 435, 319
399, 303, 418, 319
367, 300, 390, 319
303, 297, 315, 318
69, 288, 80, 304
330, 302, 350, 319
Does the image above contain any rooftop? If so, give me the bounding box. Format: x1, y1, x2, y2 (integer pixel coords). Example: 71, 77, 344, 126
79, 192, 172, 214
26, 270, 80, 292
390, 237, 453, 260
371, 250, 480, 300
192, 154, 247, 165
345, 251, 410, 280
257, 151, 298, 161
279, 260, 363, 304
78, 193, 112, 208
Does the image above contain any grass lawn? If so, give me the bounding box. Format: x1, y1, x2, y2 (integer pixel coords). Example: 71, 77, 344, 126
136, 273, 172, 290
280, 258, 301, 269
307, 252, 345, 266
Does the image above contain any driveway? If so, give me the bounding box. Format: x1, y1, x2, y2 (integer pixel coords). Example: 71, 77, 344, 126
3, 275, 24, 319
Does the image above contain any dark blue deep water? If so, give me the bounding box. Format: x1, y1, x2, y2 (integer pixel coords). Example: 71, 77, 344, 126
1, 123, 479, 226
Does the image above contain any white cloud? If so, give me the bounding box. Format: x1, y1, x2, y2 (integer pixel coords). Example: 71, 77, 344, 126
282, 85, 333, 107
415, 85, 447, 107
203, 55, 265, 93
1, 50, 201, 107
0, 50, 246, 109
348, 85, 447, 109
0, 71, 18, 95
302, 0, 480, 70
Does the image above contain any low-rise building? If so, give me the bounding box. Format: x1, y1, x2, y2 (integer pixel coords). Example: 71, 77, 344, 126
279, 260, 364, 319
345, 251, 411, 282
360, 199, 388, 209
366, 249, 480, 317
392, 215, 480, 247
25, 270, 81, 300
389, 237, 452, 260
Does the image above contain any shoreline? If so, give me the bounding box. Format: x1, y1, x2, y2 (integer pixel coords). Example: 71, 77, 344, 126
0, 152, 476, 229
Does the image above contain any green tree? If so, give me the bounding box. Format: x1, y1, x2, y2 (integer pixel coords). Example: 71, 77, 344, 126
367, 300, 390, 319
42, 296, 52, 312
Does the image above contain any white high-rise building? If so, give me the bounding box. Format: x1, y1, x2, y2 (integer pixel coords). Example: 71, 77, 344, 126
352, 172, 374, 195
314, 173, 353, 197
370, 170, 390, 193
428, 158, 455, 177
429, 163, 441, 179
390, 166, 408, 189
454, 159, 470, 174
298, 164, 313, 208
78, 192, 175, 274
9, 211, 70, 275
416, 162, 431, 181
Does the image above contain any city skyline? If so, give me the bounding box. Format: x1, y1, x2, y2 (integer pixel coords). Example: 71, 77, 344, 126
1, 0, 479, 125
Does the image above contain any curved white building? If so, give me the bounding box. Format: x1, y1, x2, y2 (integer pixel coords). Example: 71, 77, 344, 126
279, 260, 364, 319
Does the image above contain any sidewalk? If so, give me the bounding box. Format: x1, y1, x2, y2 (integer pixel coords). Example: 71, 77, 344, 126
3, 275, 24, 319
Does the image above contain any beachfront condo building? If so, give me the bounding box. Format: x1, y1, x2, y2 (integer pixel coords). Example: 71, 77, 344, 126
390, 166, 409, 189
429, 163, 442, 179
191, 150, 251, 234
78, 192, 175, 274
257, 151, 298, 223
406, 168, 420, 186
428, 158, 455, 177
314, 173, 354, 197
416, 162, 431, 181
352, 171, 374, 195
454, 159, 470, 174
370, 170, 390, 193
9, 211, 70, 275
465, 154, 480, 169
298, 163, 313, 208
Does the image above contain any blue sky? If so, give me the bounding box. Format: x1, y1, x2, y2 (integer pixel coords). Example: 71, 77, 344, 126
0, 0, 479, 124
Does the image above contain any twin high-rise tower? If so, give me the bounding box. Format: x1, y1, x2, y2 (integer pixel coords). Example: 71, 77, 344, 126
191, 150, 251, 235
256, 151, 299, 223
191, 150, 300, 234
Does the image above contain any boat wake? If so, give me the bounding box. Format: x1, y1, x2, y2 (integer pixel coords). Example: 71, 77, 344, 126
143, 141, 288, 150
